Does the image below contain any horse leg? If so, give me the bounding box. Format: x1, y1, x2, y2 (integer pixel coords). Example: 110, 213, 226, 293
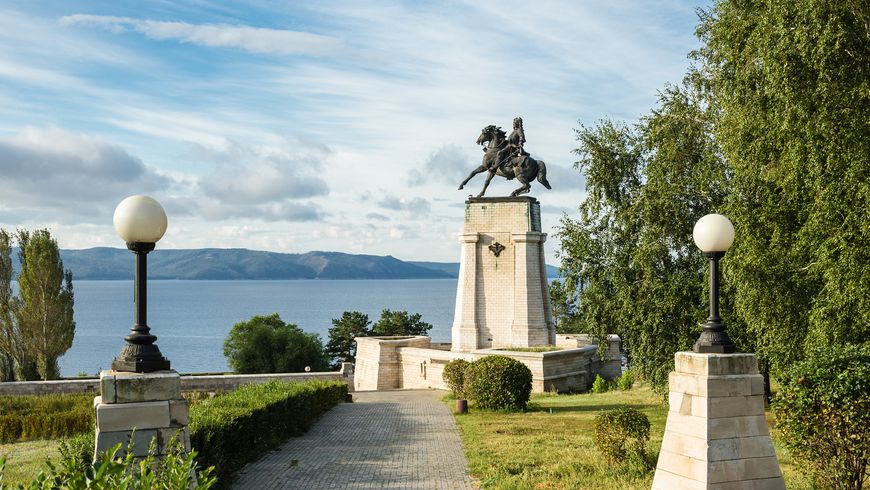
459, 165, 487, 190
510, 172, 531, 197
477, 171, 497, 197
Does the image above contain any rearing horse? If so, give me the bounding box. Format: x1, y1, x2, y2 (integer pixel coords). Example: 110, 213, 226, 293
458, 125, 551, 197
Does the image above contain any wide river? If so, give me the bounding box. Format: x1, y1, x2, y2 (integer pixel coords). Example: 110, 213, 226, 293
60, 279, 458, 377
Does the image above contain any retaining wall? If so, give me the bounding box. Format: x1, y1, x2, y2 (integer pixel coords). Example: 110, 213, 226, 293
0, 363, 354, 396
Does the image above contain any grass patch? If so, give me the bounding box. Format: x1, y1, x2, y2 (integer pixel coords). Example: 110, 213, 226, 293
499, 346, 563, 353
0, 439, 61, 485
453, 384, 813, 489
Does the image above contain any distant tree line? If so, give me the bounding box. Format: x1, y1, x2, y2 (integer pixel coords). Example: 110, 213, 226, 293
552, 0, 869, 393
0, 229, 75, 381
223, 309, 432, 374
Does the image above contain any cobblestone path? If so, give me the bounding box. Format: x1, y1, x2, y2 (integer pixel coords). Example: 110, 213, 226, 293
232, 390, 475, 489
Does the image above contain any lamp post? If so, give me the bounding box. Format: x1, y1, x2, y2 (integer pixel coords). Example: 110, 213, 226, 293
692, 213, 736, 354
111, 195, 171, 372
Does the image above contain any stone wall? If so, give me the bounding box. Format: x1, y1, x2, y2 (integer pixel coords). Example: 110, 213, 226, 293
0, 364, 354, 396
355, 336, 621, 393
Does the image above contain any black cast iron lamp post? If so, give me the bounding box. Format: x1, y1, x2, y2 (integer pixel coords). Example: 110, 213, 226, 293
692, 213, 737, 353
111, 195, 171, 372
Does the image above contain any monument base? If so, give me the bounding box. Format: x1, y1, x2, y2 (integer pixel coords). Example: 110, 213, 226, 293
652, 352, 785, 489
94, 370, 190, 460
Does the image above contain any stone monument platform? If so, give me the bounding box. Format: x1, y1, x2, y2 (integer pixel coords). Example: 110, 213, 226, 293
352, 197, 622, 393
453, 197, 555, 350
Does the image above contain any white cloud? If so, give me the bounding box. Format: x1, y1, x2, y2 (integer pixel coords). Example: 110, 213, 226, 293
61, 14, 342, 56
0, 126, 170, 221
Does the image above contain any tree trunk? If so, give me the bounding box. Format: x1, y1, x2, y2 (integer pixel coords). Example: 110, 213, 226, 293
37, 355, 60, 380
760, 360, 772, 406
15, 358, 39, 381
0, 352, 14, 381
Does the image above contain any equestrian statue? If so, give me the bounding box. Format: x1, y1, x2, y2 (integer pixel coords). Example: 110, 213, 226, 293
458, 116, 552, 197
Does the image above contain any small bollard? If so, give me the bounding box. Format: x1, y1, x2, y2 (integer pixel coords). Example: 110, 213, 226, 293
455, 399, 468, 414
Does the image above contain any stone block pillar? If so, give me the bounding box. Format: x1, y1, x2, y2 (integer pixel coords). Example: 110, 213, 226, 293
511, 232, 550, 347
451, 233, 479, 351
451, 197, 555, 351
652, 352, 785, 489
94, 370, 190, 460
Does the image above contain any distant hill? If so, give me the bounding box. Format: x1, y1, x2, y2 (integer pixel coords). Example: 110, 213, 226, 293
8, 247, 558, 280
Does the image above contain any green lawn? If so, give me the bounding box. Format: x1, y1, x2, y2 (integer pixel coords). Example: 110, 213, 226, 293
452, 384, 815, 490
0, 439, 61, 485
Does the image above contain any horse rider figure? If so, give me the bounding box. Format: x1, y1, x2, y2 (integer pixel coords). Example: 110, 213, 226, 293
493, 117, 529, 171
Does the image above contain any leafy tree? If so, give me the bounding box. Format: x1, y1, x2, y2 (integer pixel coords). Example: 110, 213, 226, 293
370, 309, 432, 337
0, 230, 23, 382
697, 0, 870, 375
558, 83, 737, 391
223, 314, 328, 374
548, 279, 581, 334
14, 230, 75, 380
325, 311, 371, 368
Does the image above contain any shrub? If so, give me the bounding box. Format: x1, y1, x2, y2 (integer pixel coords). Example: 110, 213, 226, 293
465, 355, 532, 411
189, 379, 347, 483
0, 393, 93, 443
223, 313, 329, 373
772, 343, 870, 489
594, 407, 651, 466
57, 430, 95, 475
0, 435, 216, 489
591, 374, 609, 393
616, 370, 635, 391
442, 359, 470, 398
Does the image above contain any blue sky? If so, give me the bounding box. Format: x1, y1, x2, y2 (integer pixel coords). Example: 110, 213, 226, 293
0, 1, 706, 263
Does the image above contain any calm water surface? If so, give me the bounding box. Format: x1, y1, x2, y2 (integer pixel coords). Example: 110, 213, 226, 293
61, 279, 457, 377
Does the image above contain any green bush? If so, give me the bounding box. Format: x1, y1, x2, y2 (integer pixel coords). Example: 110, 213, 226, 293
0, 435, 216, 489
465, 355, 532, 411
616, 370, 634, 391
57, 430, 95, 475
223, 313, 329, 374
594, 407, 651, 467
591, 374, 609, 394
442, 359, 471, 399
0, 393, 93, 443
772, 343, 870, 489
189, 379, 347, 483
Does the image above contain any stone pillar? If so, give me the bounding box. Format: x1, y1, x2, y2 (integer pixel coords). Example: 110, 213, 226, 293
511, 232, 549, 347
652, 352, 785, 489
94, 370, 190, 460
451, 197, 554, 351
451, 233, 479, 351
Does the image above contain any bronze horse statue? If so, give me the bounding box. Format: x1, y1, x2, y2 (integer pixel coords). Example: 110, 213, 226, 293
458, 125, 551, 197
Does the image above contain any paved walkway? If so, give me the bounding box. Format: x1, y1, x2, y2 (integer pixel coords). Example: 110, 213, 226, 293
232, 390, 475, 489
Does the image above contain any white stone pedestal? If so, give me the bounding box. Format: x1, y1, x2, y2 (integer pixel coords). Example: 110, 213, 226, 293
94, 370, 190, 460
451, 197, 555, 351
652, 352, 785, 489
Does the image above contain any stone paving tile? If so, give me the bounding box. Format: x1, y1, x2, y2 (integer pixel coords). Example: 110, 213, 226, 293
232, 390, 475, 490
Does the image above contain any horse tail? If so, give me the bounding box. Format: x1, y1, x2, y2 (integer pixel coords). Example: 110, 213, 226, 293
536, 160, 552, 189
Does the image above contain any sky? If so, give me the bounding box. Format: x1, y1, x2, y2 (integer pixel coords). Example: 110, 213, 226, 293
0, 1, 707, 263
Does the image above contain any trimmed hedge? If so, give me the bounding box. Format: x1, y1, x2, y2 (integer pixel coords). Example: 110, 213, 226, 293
0, 393, 93, 443
465, 355, 532, 411
442, 359, 470, 399
189, 379, 347, 483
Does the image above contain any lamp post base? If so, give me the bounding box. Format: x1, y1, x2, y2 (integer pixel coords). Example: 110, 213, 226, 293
112, 342, 170, 373
111, 356, 171, 373
693, 321, 737, 354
